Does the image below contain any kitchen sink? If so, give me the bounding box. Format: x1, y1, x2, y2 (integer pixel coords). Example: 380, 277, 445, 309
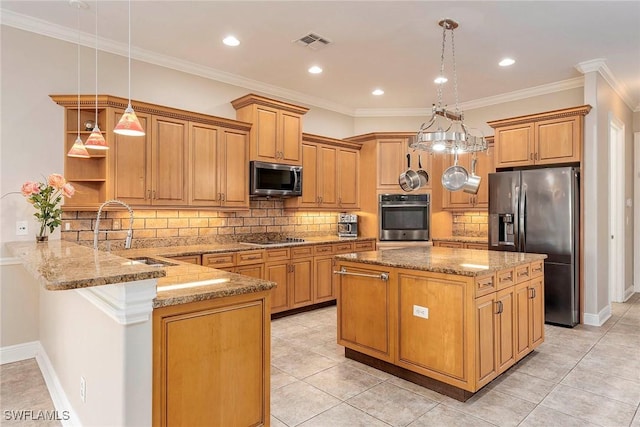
124, 257, 178, 267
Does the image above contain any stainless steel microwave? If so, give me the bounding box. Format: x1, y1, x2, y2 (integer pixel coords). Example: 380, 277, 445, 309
249, 161, 302, 197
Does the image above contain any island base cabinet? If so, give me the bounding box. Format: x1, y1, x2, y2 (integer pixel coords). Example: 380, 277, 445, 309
514, 276, 545, 361
153, 292, 270, 427
337, 263, 395, 362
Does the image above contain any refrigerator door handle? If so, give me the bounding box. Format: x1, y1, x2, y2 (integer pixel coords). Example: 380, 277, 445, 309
519, 184, 527, 252
514, 185, 520, 251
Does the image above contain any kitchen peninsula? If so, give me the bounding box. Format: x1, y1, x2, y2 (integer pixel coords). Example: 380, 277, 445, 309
335, 246, 546, 401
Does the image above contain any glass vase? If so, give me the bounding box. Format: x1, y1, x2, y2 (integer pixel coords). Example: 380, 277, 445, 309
36, 224, 48, 243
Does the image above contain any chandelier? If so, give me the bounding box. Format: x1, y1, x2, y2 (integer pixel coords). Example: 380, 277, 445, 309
410, 19, 486, 154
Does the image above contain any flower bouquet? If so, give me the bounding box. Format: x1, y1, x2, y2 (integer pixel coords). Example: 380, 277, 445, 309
21, 174, 75, 242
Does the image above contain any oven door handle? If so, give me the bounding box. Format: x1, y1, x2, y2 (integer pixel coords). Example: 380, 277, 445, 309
380, 203, 429, 208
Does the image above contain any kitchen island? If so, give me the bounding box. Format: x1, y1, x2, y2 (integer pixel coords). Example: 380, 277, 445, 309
334, 246, 546, 401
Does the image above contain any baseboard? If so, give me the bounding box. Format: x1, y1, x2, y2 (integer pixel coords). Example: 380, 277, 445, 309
35, 347, 80, 427
0, 340, 40, 364
623, 286, 635, 302
583, 304, 612, 326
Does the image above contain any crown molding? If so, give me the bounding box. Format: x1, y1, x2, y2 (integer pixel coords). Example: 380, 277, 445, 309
576, 59, 638, 112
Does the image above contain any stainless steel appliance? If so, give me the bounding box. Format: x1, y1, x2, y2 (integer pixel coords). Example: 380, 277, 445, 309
249, 161, 302, 197
338, 213, 358, 237
489, 167, 579, 327
379, 194, 430, 241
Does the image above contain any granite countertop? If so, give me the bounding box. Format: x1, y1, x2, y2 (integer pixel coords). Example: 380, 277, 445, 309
432, 236, 488, 244
334, 246, 546, 277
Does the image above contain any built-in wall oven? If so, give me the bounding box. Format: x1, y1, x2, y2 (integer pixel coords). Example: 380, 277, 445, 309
379, 194, 430, 241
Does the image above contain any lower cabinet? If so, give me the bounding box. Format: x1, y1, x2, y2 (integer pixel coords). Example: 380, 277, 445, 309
434, 240, 489, 250
515, 274, 545, 360
153, 291, 270, 426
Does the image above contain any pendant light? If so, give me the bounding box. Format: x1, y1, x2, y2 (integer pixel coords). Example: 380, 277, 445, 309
85, 0, 108, 149
113, 0, 145, 136
68, 2, 90, 159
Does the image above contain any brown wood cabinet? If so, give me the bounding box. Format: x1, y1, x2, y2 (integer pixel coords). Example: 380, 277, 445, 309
433, 240, 489, 250
189, 123, 249, 208
169, 254, 201, 265
488, 105, 591, 169
441, 140, 494, 210
51, 94, 252, 210
336, 257, 544, 394
285, 134, 361, 210
152, 291, 270, 426
232, 94, 309, 165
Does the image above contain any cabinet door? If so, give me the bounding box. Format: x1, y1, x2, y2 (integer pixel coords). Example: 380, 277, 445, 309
314, 256, 335, 303
494, 123, 534, 168
219, 129, 249, 208
189, 123, 220, 206
266, 261, 290, 313
535, 116, 580, 165
318, 145, 338, 207
472, 145, 494, 208
514, 282, 531, 360
377, 139, 406, 189
280, 111, 302, 164
529, 276, 544, 349
112, 110, 152, 205
337, 263, 393, 361
152, 116, 188, 205
496, 287, 515, 373
254, 106, 278, 161
291, 257, 314, 308
235, 263, 264, 279
338, 148, 359, 208
298, 143, 319, 207
475, 293, 497, 387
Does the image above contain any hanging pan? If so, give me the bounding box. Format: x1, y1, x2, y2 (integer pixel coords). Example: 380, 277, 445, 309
462, 154, 481, 194
417, 154, 429, 187
398, 153, 420, 192
441, 151, 469, 192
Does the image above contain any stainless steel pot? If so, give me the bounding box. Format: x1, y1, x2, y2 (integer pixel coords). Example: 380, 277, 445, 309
441, 151, 469, 192
417, 154, 429, 187
399, 153, 420, 192
462, 155, 481, 194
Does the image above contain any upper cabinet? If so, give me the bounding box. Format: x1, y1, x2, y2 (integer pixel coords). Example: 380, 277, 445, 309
51, 94, 251, 210
488, 105, 591, 169
284, 133, 361, 210
231, 94, 309, 166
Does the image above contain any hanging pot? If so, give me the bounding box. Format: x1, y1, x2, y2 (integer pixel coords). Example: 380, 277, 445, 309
398, 153, 420, 192
462, 155, 481, 194
416, 154, 429, 187
441, 151, 469, 192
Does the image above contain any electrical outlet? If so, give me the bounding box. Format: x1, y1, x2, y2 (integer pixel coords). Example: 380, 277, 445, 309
65, 222, 71, 231
16, 221, 28, 236
80, 376, 86, 403
413, 305, 429, 319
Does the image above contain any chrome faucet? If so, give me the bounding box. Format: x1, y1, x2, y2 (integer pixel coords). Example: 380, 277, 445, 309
94, 199, 134, 250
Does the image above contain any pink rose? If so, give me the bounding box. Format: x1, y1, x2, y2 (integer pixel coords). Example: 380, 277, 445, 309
21, 181, 41, 197
48, 173, 66, 189
62, 183, 75, 198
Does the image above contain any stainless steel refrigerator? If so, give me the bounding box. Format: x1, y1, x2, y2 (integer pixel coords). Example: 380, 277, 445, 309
488, 167, 579, 327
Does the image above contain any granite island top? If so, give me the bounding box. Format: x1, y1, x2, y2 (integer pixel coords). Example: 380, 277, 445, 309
335, 246, 546, 277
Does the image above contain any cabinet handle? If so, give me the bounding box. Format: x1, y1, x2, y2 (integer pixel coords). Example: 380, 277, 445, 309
530, 153, 534, 160
147, 189, 151, 199
244, 255, 261, 260
339, 197, 342, 205
152, 190, 156, 199
529, 287, 536, 299
495, 301, 503, 314
334, 267, 389, 281
535, 152, 539, 161
221, 193, 225, 201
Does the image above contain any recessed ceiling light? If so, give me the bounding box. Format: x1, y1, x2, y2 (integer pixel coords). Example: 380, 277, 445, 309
434, 76, 448, 84
68, 0, 88, 9
308, 65, 323, 74
223, 36, 240, 47
499, 58, 515, 67
372, 89, 384, 96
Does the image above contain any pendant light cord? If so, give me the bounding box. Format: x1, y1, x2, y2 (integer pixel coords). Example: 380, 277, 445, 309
127, 0, 131, 103
94, 0, 99, 124
76, 5, 81, 139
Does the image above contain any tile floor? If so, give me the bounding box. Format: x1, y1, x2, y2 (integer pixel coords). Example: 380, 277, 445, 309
2, 294, 640, 426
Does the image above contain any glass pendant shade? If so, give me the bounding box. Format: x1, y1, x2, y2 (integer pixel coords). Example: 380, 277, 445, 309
68, 136, 90, 158
85, 126, 108, 149
114, 104, 145, 136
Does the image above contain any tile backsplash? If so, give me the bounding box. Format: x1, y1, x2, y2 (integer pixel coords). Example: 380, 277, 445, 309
452, 211, 488, 237
62, 199, 339, 249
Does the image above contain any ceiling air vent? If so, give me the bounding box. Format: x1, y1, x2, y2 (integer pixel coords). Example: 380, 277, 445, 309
294, 32, 332, 51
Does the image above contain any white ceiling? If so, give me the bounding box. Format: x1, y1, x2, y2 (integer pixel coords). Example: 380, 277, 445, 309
2, 1, 640, 114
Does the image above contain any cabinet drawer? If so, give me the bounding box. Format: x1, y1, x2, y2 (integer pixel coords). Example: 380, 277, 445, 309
266, 248, 290, 262
236, 250, 265, 265
435, 241, 464, 248
496, 268, 515, 290
354, 240, 375, 252
465, 243, 488, 250
314, 244, 334, 255
475, 274, 496, 297
530, 260, 544, 278
169, 255, 202, 265
334, 242, 354, 254
202, 253, 235, 268
515, 264, 531, 283
291, 246, 314, 258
